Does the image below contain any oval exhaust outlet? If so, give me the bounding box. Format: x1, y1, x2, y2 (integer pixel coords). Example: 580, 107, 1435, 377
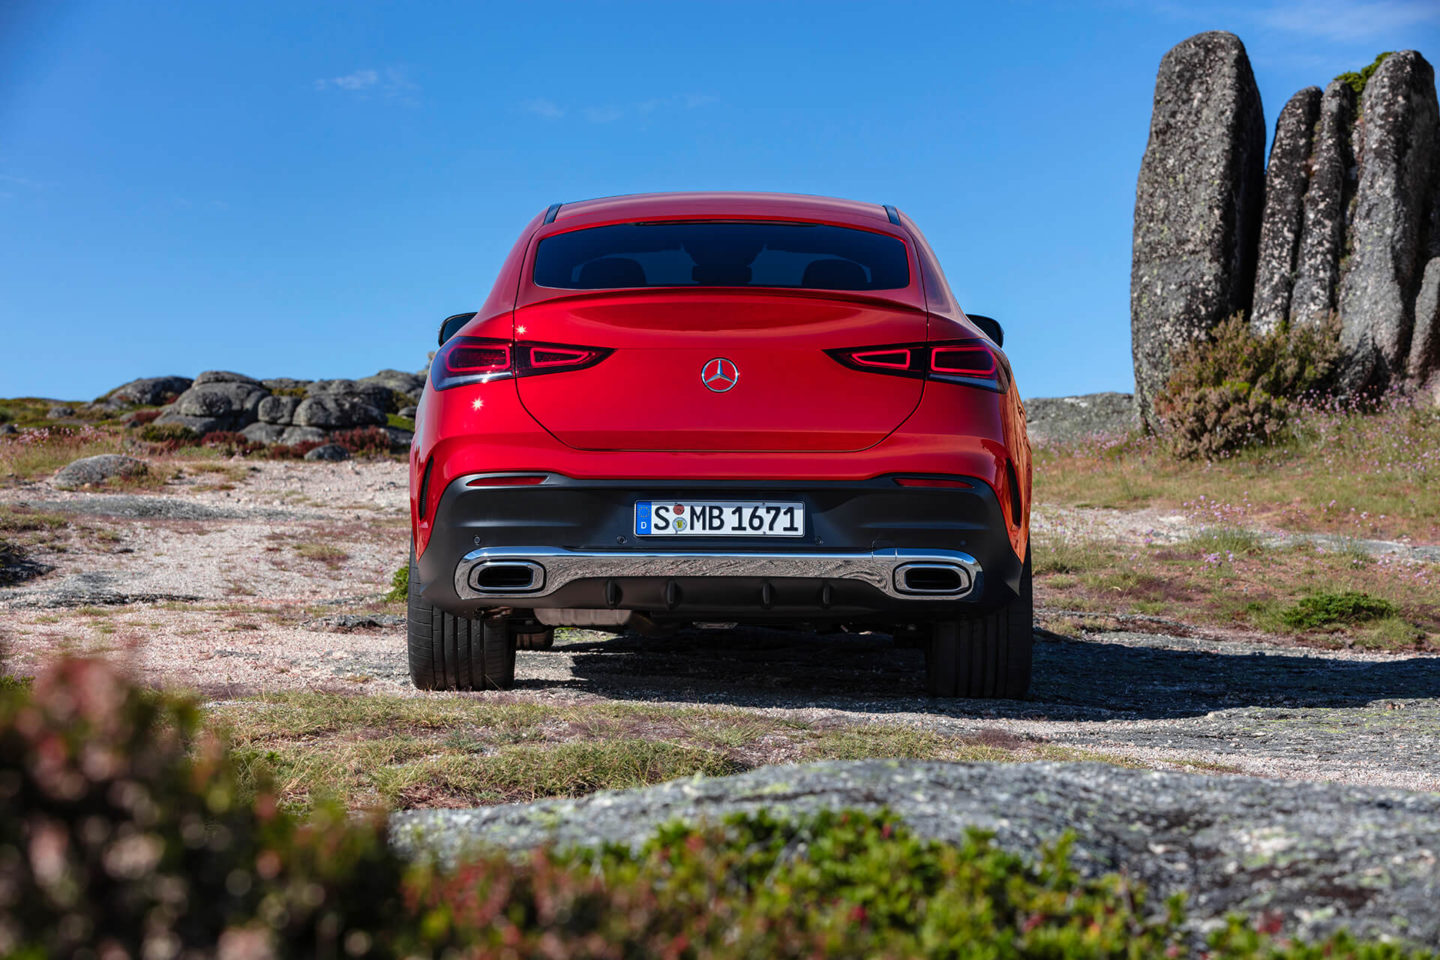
894, 563, 969, 595
470, 561, 545, 592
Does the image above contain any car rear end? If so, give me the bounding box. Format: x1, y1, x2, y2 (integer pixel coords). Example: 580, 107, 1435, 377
408, 193, 1031, 697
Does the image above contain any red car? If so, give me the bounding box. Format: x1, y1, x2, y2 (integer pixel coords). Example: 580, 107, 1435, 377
407, 192, 1032, 698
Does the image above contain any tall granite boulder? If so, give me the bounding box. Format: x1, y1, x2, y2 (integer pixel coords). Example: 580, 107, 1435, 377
1131, 31, 1267, 430
1408, 257, 1440, 395
1336, 51, 1440, 391
1251, 87, 1322, 334
1290, 80, 1359, 329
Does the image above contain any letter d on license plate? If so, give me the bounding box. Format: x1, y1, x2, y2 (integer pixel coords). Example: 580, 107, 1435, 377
635, 500, 805, 537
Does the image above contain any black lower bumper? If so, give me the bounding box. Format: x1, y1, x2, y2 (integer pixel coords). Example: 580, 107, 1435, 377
418, 475, 1023, 625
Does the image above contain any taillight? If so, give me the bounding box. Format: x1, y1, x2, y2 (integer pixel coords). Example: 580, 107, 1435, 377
894, 477, 972, 488
432, 337, 612, 390
826, 338, 1010, 393
465, 474, 549, 487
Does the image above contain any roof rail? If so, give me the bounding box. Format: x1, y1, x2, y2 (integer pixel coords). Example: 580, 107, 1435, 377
543, 202, 563, 224
883, 204, 901, 226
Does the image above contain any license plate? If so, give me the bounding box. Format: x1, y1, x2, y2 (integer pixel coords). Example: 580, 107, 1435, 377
635, 500, 805, 537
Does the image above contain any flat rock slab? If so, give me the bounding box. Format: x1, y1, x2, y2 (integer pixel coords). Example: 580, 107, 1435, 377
13, 496, 309, 522
393, 759, 1440, 947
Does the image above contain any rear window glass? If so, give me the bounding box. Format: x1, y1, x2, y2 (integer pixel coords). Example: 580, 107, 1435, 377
533, 221, 910, 291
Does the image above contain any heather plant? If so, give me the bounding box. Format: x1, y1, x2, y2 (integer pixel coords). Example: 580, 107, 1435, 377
330, 425, 396, 457
1154, 313, 1342, 459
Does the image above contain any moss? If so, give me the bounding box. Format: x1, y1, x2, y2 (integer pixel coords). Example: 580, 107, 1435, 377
1335, 51, 1393, 99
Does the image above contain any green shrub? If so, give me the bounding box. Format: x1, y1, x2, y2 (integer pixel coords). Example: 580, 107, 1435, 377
138, 422, 197, 445
1154, 313, 1342, 459
1280, 590, 1398, 629
1335, 51, 1393, 98
270, 385, 308, 398
385, 563, 409, 603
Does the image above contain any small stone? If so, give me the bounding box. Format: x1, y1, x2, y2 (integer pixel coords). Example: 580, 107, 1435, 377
304, 443, 351, 462
240, 422, 286, 445
47, 406, 75, 419
53, 455, 149, 490
279, 426, 327, 445
0, 423, 17, 435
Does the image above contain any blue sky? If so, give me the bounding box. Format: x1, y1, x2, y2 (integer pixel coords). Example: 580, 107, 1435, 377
2, 1, 1437, 401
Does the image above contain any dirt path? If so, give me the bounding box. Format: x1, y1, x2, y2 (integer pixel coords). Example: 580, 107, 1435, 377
3, 460, 1438, 793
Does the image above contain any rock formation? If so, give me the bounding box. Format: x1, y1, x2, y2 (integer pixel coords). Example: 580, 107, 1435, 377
132, 367, 426, 449
1289, 80, 1358, 329
1132, 40, 1440, 410
1130, 31, 1266, 430
1337, 50, 1440, 390
1251, 87, 1322, 334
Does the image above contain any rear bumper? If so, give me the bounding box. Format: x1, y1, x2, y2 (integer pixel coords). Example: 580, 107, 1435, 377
418, 475, 1023, 623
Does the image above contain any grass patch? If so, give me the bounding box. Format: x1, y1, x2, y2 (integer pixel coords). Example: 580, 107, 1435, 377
214, 694, 1073, 811
0, 506, 69, 534
0, 426, 126, 481
1278, 591, 1397, 629
1034, 534, 1438, 651
1034, 398, 1440, 542
293, 541, 349, 565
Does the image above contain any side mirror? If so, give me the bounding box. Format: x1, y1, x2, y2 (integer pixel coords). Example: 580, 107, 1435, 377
438, 312, 477, 346
967, 314, 1004, 348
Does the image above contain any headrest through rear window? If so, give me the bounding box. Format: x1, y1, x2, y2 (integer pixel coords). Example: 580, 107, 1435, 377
802, 258, 867, 289
577, 257, 646, 288
692, 264, 752, 285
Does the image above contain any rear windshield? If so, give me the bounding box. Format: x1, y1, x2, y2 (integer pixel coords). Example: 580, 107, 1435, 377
533, 221, 910, 291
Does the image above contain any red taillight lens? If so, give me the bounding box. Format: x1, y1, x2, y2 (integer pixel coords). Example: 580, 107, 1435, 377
827, 338, 1008, 392
466, 474, 548, 487
931, 345, 996, 376
895, 477, 973, 488
432, 337, 612, 390
448, 344, 512, 373
529, 346, 601, 369
850, 348, 912, 370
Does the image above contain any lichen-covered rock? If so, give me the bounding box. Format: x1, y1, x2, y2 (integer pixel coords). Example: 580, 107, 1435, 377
239, 422, 286, 445
1290, 79, 1358, 329
292, 395, 386, 429
167, 379, 266, 423
1337, 50, 1440, 391
359, 369, 425, 400
303, 443, 351, 462
306, 379, 394, 411
47, 406, 75, 419
392, 760, 1440, 948
256, 394, 300, 425
192, 370, 262, 386
105, 376, 193, 407
1409, 256, 1440, 390
1022, 393, 1138, 444
279, 425, 327, 445
1130, 31, 1267, 430
53, 455, 148, 490
1251, 87, 1322, 334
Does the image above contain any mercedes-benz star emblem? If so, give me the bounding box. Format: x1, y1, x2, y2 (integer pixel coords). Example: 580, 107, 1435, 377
701, 357, 739, 393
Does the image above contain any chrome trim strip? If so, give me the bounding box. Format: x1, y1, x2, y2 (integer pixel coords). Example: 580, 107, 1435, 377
453, 546, 981, 602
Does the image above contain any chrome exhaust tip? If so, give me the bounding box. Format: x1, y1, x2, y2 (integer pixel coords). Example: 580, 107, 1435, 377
468, 560, 545, 593
893, 562, 971, 596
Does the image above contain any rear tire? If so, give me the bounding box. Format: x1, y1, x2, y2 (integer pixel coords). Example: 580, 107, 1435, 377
925, 546, 1032, 698
406, 547, 516, 690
